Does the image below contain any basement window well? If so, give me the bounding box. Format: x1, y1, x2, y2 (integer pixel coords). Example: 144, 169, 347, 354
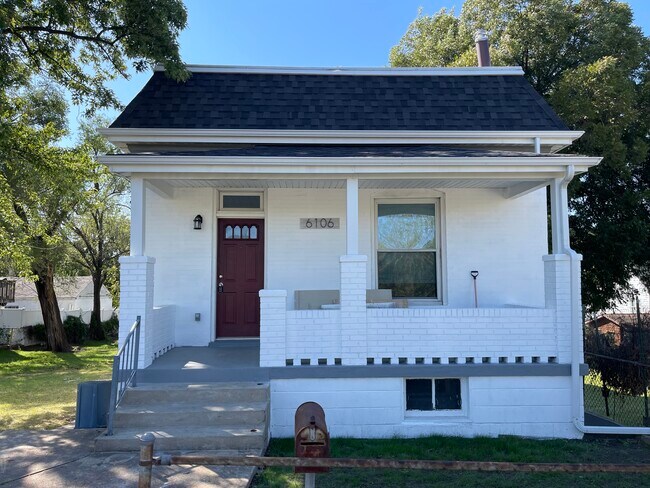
405, 378, 462, 412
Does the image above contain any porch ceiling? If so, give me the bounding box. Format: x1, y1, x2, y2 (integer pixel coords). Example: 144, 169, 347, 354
157, 178, 537, 190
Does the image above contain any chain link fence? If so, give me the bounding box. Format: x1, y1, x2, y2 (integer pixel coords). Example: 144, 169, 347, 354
584, 362, 649, 427
584, 314, 650, 428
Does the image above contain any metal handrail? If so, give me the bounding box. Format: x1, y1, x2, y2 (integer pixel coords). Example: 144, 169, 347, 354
107, 316, 141, 435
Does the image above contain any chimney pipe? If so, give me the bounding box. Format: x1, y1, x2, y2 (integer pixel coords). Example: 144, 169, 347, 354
475, 29, 491, 67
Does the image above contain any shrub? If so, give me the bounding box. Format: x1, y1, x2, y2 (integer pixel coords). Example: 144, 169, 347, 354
101, 314, 119, 341
63, 315, 87, 345
26, 323, 47, 343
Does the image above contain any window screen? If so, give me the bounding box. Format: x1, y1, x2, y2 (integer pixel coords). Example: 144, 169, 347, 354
222, 195, 261, 209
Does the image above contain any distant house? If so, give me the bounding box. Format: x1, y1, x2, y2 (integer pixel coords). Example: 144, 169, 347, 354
585, 314, 639, 346
0, 277, 114, 342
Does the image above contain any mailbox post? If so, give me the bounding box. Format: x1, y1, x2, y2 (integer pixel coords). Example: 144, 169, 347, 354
294, 401, 330, 487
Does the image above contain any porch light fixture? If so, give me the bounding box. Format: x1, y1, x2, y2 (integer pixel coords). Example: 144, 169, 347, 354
193, 214, 203, 230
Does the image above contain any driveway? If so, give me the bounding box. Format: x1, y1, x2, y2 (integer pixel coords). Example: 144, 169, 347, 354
0, 426, 255, 487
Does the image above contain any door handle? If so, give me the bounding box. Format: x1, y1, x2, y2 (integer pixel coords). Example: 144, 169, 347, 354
218, 282, 224, 293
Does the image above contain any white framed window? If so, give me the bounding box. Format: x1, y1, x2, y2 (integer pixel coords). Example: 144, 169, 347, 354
219, 191, 264, 211
405, 378, 468, 418
375, 199, 441, 301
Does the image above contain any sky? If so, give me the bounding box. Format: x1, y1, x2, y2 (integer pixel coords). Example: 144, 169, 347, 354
66, 0, 650, 140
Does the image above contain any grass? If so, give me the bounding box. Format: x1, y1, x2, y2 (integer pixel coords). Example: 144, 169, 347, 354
0, 341, 117, 430
584, 372, 649, 427
252, 436, 650, 488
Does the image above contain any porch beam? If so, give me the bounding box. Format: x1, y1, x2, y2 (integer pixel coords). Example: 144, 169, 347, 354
346, 178, 359, 255
146, 179, 174, 199
130, 177, 146, 256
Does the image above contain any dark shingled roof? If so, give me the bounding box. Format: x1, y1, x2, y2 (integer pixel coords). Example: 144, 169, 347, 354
129, 145, 576, 158
110, 71, 568, 131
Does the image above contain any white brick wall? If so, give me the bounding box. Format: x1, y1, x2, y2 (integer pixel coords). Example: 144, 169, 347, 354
118, 256, 155, 368
261, 302, 558, 366
151, 305, 175, 360
366, 307, 557, 364
270, 376, 579, 439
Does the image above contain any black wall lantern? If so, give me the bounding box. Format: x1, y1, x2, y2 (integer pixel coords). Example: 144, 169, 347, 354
193, 214, 203, 230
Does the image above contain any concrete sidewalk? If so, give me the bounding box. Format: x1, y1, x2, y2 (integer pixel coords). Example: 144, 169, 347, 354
0, 426, 256, 487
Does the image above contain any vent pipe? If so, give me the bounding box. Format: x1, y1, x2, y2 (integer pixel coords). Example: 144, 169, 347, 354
475, 29, 491, 67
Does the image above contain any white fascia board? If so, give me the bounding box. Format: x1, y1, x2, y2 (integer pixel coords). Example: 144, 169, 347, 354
99, 155, 601, 177
157, 64, 525, 76
99, 128, 585, 148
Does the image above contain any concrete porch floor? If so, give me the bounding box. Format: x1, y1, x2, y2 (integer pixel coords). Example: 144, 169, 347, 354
139, 340, 265, 383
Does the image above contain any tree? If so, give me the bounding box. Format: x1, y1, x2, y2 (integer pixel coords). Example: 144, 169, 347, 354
0, 0, 189, 110
0, 86, 94, 351
0, 0, 188, 350
67, 117, 129, 340
390, 0, 650, 312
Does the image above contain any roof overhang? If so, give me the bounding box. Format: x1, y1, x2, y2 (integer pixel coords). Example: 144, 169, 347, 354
99, 153, 601, 178
100, 129, 585, 153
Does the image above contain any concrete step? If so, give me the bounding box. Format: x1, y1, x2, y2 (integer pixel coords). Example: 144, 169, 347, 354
113, 401, 268, 428
95, 426, 267, 452
95, 425, 267, 452
119, 382, 269, 406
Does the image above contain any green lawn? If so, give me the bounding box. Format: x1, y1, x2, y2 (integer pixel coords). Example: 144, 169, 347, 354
252, 436, 650, 488
0, 341, 117, 430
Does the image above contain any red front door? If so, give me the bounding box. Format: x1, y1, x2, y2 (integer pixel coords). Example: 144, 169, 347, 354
216, 219, 264, 337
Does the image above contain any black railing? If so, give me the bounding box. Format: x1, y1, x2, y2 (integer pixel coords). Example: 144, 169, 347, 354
107, 316, 141, 435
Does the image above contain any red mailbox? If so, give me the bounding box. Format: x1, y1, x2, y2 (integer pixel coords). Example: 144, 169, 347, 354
294, 401, 330, 473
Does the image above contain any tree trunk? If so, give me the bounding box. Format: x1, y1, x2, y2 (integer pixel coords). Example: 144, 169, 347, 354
89, 271, 105, 340
34, 263, 71, 352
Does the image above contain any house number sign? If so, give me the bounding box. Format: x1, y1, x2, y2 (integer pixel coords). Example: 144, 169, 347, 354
300, 218, 340, 229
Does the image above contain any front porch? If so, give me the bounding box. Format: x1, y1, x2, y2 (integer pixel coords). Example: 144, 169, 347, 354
106, 146, 596, 372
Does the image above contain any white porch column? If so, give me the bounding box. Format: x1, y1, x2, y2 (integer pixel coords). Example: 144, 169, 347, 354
340, 255, 368, 365
130, 176, 145, 256
346, 178, 359, 255
118, 255, 155, 369
549, 177, 570, 254
259, 290, 287, 367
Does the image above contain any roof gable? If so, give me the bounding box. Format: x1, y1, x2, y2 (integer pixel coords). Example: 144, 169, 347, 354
110, 68, 568, 132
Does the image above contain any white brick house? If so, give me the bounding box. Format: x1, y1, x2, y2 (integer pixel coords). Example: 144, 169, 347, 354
102, 63, 603, 439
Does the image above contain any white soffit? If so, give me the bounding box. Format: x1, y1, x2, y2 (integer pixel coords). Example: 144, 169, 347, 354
156, 178, 540, 190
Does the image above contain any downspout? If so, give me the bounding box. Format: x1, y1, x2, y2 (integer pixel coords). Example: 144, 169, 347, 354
561, 166, 650, 435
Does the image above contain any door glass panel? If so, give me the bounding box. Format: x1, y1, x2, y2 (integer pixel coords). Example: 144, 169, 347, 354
242, 225, 250, 239
250, 225, 258, 239
378, 203, 435, 250
378, 251, 437, 298
225, 225, 233, 239
234, 225, 241, 239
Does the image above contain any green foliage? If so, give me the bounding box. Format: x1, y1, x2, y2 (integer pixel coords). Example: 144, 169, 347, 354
0, 0, 189, 111
390, 0, 650, 312
26, 323, 47, 343
101, 314, 119, 341
0, 87, 95, 278
62, 315, 87, 345
66, 116, 129, 336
